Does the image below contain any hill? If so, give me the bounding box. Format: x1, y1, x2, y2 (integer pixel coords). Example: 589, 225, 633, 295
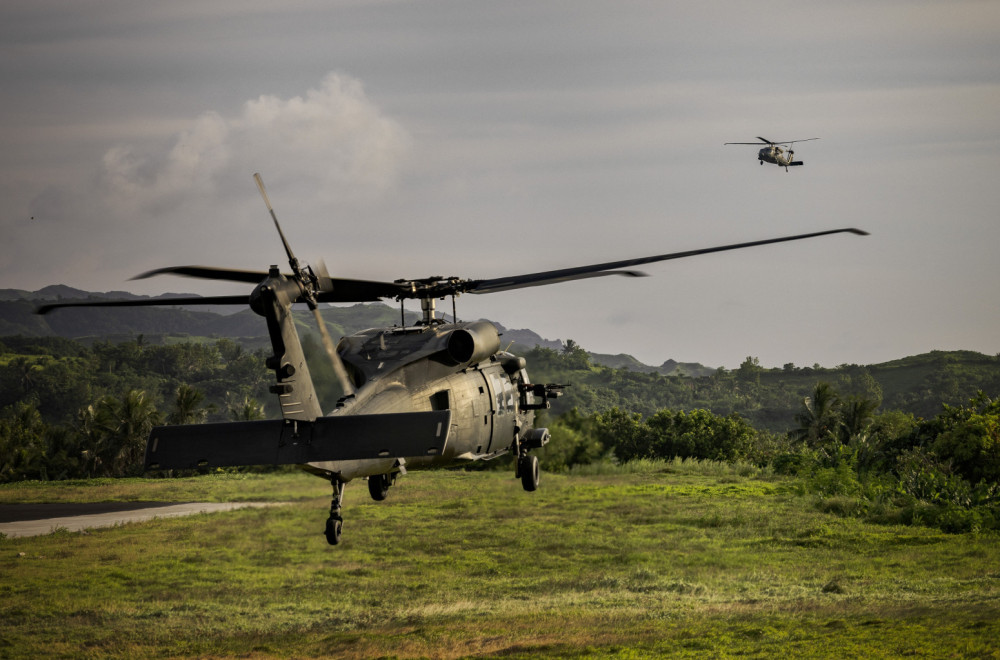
0, 287, 419, 346
3, 287, 998, 433
2, 286, 709, 373
520, 345, 1000, 432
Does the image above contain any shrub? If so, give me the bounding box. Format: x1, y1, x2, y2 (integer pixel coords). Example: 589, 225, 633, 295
808, 462, 862, 498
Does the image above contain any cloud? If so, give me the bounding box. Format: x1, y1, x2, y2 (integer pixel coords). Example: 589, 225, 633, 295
99, 72, 410, 213
4, 72, 411, 291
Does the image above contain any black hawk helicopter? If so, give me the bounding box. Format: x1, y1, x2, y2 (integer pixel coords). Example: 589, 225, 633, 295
37, 173, 867, 545
725, 137, 820, 171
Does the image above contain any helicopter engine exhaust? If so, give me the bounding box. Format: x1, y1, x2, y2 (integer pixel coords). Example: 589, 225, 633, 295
444, 321, 501, 367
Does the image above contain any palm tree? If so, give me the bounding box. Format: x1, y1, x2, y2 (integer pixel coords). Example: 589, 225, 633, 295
0, 401, 47, 482
76, 400, 115, 477
87, 391, 161, 477
839, 395, 879, 445
793, 382, 841, 448
227, 393, 266, 421
12, 358, 42, 395
116, 390, 160, 474
168, 384, 207, 425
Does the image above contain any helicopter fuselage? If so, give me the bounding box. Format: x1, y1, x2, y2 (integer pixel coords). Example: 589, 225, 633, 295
758, 145, 798, 167
304, 320, 536, 481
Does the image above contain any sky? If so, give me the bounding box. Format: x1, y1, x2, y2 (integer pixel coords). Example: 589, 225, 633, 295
2, 0, 999, 369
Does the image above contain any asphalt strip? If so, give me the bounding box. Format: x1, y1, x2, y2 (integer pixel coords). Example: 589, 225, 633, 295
0, 502, 285, 538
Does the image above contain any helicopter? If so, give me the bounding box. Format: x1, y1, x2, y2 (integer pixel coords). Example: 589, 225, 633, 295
725, 137, 820, 171
37, 173, 867, 545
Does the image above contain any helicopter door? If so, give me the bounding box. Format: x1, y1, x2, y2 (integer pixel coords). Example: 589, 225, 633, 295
472, 372, 493, 454
486, 370, 516, 453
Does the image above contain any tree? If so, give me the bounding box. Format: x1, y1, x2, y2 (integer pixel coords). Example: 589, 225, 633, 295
42, 425, 83, 481
838, 395, 880, 445
793, 382, 841, 449
75, 399, 116, 478
109, 390, 161, 476
168, 384, 208, 425
645, 408, 756, 463
737, 356, 763, 386
594, 407, 647, 463
856, 410, 918, 474
561, 339, 592, 370
75, 391, 161, 477
228, 393, 266, 421
12, 357, 42, 395
538, 409, 605, 471
0, 401, 47, 482
929, 392, 1000, 485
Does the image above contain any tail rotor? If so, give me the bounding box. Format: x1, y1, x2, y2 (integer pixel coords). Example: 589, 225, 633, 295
253, 173, 355, 396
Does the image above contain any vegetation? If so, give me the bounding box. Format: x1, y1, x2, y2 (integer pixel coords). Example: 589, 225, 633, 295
0, 336, 274, 482
537, 389, 1000, 535
2, 307, 999, 656
525, 344, 1000, 430
2, 467, 998, 658
2, 333, 1000, 535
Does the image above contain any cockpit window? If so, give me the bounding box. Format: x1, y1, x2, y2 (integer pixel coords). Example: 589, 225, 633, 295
491, 374, 506, 413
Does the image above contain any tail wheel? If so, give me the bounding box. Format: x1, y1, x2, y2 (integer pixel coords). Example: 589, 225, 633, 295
519, 455, 539, 492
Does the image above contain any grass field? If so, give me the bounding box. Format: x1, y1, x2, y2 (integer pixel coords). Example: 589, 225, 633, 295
2, 463, 999, 658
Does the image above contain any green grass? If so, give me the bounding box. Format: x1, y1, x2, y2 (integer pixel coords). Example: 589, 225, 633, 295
0, 471, 318, 505
2, 465, 999, 658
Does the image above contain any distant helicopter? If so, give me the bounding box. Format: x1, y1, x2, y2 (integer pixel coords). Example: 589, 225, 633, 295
725, 137, 819, 171
37, 173, 867, 545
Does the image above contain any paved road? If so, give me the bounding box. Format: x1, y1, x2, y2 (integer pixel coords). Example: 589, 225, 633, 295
0, 502, 284, 538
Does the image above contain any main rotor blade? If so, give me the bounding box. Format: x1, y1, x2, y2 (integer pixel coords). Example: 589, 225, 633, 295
308, 258, 409, 301
466, 270, 648, 294
465, 228, 868, 295
36, 295, 249, 315
133, 265, 403, 302
133, 266, 272, 283
316, 279, 409, 303
759, 137, 819, 146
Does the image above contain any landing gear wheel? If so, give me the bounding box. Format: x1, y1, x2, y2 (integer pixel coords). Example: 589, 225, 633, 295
325, 516, 343, 545
368, 473, 390, 501
325, 478, 345, 545
519, 455, 539, 492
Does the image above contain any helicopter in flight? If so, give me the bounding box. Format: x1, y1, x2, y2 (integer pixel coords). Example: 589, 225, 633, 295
37, 173, 867, 545
725, 137, 820, 171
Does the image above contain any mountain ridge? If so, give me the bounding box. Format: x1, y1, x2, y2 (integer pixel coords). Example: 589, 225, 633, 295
2, 286, 717, 376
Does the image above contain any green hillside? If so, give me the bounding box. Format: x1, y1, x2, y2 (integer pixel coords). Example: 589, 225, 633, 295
3, 294, 999, 537
524, 345, 1000, 431
4, 287, 998, 434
